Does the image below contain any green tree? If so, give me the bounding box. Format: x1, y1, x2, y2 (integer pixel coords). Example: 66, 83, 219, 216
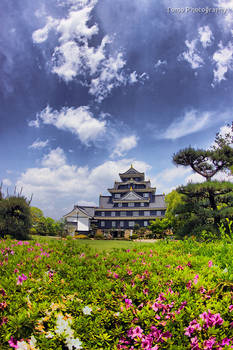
172, 124, 233, 238
0, 196, 31, 240
148, 217, 171, 238
164, 190, 184, 233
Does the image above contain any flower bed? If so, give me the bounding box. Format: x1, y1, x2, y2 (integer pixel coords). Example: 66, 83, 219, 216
0, 237, 232, 349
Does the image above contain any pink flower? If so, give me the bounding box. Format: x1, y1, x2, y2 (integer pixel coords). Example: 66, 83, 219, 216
128, 326, 143, 339
186, 281, 192, 291
125, 298, 133, 309
203, 337, 216, 349
16, 274, 27, 285
113, 273, 119, 279
208, 260, 213, 268
0, 288, 6, 296
8, 337, 18, 348
193, 275, 199, 285
229, 305, 233, 312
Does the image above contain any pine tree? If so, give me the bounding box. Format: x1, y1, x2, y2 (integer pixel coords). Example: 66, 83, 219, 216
172, 124, 233, 237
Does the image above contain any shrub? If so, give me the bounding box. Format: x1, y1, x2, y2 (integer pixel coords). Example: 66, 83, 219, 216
95, 232, 104, 240
131, 233, 138, 240
75, 234, 88, 239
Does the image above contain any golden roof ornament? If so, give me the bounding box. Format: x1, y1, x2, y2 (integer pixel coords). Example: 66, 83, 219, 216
130, 186, 133, 191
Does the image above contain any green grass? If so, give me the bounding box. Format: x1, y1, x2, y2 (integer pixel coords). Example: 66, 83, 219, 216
32, 236, 157, 251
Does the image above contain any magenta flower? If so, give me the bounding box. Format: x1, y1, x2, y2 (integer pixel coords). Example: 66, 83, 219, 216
229, 305, 233, 312
113, 272, 119, 279
128, 326, 143, 339
193, 274, 199, 285
208, 260, 213, 268
16, 274, 27, 285
8, 337, 18, 348
203, 336, 216, 349
125, 298, 133, 309
186, 280, 192, 291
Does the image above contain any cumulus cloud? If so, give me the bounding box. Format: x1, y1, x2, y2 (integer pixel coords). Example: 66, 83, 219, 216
151, 166, 192, 194
185, 170, 233, 184
32, 0, 141, 101
179, 39, 204, 69
212, 41, 233, 85
2, 178, 12, 186
198, 26, 214, 48
41, 147, 66, 168
16, 148, 150, 218
28, 139, 49, 149
110, 135, 138, 158
32, 16, 58, 43
29, 105, 106, 145
161, 110, 211, 140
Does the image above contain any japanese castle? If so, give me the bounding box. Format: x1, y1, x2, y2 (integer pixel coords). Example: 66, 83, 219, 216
64, 166, 166, 235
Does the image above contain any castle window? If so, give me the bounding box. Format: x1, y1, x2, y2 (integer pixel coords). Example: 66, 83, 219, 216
101, 221, 105, 227
118, 203, 122, 207
157, 211, 161, 216
120, 221, 124, 227
144, 211, 150, 216
129, 221, 135, 227
128, 202, 134, 207
112, 221, 116, 227
133, 211, 139, 217
140, 202, 145, 207
120, 211, 126, 217
101, 212, 105, 216
143, 193, 149, 198
115, 194, 121, 198
111, 212, 116, 216
144, 221, 148, 227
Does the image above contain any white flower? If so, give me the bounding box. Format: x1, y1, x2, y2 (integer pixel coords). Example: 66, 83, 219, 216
16, 341, 29, 350
55, 313, 74, 337
82, 306, 92, 315
223, 267, 228, 273
45, 331, 54, 339
66, 337, 83, 350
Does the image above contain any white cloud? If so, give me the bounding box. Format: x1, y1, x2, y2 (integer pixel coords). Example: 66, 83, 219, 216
198, 26, 214, 48
2, 178, 12, 186
89, 53, 127, 102
185, 170, 233, 184
212, 41, 233, 85
179, 39, 204, 69
32, 1, 140, 101
28, 139, 49, 149
151, 166, 192, 195
154, 59, 167, 69
16, 149, 150, 218
161, 110, 210, 140
110, 135, 138, 158
32, 16, 58, 43
29, 105, 106, 145
211, 123, 233, 149
41, 147, 66, 168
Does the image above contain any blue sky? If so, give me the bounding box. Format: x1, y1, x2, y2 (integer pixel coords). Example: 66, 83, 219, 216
1, 0, 233, 218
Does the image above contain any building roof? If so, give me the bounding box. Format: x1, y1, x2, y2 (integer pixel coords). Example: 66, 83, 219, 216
98, 194, 166, 209
119, 166, 145, 180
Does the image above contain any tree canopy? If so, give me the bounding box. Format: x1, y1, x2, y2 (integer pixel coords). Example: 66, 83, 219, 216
172, 124, 233, 238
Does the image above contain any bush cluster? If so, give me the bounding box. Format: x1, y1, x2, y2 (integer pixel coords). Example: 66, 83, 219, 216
0, 237, 232, 349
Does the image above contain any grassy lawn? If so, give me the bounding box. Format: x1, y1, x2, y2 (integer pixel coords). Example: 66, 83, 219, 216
32, 236, 157, 251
